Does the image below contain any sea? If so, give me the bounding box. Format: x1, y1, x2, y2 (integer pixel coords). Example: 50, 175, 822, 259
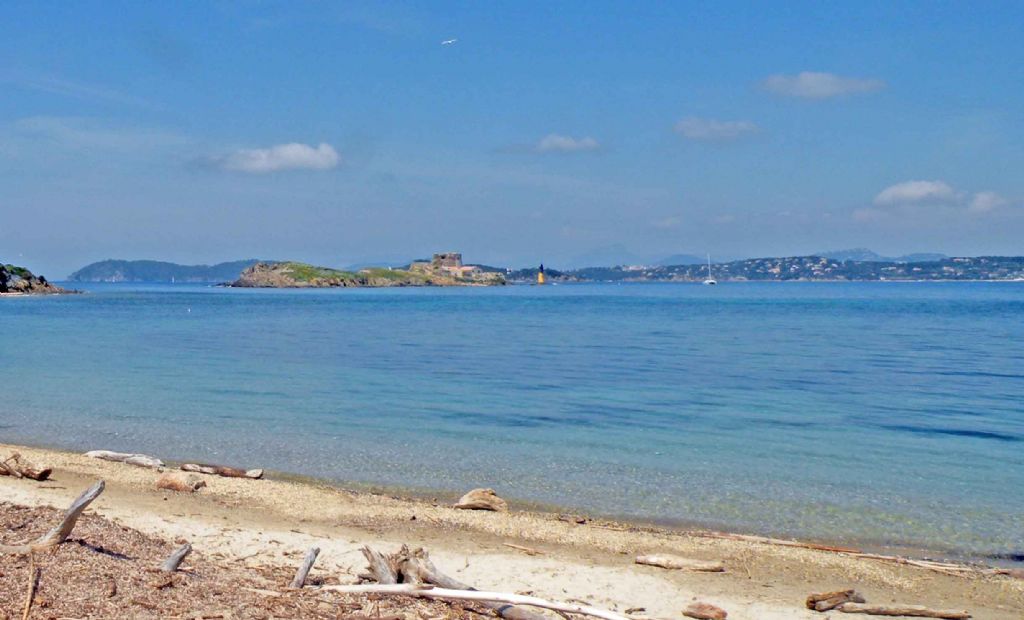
2, 282, 1022, 563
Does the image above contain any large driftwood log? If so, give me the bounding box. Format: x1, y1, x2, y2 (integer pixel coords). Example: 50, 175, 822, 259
290, 546, 320, 589
453, 488, 508, 512
0, 480, 105, 554
635, 554, 725, 572
84, 450, 164, 469
160, 543, 192, 572
390, 545, 547, 620
806, 590, 866, 611
361, 546, 399, 584
0, 453, 52, 481
322, 584, 631, 620
836, 603, 970, 619
683, 602, 728, 619
181, 463, 263, 479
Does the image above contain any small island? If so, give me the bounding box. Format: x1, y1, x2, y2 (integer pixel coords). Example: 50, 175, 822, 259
0, 263, 70, 295
231, 253, 506, 288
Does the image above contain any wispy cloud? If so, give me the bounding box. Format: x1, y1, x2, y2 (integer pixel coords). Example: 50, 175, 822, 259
674, 117, 758, 141
861, 180, 1011, 221
534, 134, 600, 153
216, 142, 341, 173
12, 116, 188, 150
874, 180, 958, 206
968, 191, 1008, 214
9, 74, 149, 107
761, 71, 885, 99
653, 215, 683, 230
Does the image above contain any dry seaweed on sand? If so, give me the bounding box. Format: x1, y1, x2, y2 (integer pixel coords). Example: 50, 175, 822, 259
0, 502, 479, 619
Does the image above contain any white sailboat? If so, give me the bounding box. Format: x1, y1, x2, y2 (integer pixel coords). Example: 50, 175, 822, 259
703, 254, 717, 285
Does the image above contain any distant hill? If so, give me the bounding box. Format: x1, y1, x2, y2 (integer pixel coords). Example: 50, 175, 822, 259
655, 254, 707, 266
68, 259, 265, 283
816, 248, 948, 263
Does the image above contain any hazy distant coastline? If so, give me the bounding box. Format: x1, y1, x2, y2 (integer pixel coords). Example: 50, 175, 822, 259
62, 252, 1024, 285
512, 255, 1024, 283
67, 259, 265, 283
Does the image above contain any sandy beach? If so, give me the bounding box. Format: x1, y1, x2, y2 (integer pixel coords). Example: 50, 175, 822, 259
1, 443, 1021, 620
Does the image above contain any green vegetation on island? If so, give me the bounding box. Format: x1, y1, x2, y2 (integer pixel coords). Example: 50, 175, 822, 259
232, 254, 506, 288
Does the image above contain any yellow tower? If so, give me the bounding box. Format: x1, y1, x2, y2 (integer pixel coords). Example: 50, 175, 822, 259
537, 263, 546, 285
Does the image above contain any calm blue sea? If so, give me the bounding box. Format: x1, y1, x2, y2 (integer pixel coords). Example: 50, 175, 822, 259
2, 282, 1022, 561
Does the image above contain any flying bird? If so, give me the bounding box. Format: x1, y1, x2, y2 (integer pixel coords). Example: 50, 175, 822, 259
441, 38, 457, 45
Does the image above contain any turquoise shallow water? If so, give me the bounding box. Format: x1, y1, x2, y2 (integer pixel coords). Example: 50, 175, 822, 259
2, 282, 1022, 561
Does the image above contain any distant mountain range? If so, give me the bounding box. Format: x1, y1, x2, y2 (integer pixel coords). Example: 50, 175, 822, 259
814, 248, 948, 263
568, 246, 731, 268
68, 259, 264, 283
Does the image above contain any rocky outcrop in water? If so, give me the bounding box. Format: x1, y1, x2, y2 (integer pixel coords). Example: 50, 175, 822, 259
0, 264, 69, 294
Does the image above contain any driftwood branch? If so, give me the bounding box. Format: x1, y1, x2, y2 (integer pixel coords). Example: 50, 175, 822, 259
635, 554, 724, 572
695, 530, 1015, 579
181, 463, 263, 479
0, 479, 109, 559
836, 603, 970, 619
22, 551, 39, 620
503, 543, 543, 556
694, 531, 861, 553
160, 543, 192, 572
289, 546, 320, 588
3, 487, 110, 554
1, 453, 52, 481
361, 546, 398, 584
84, 450, 164, 469
390, 545, 547, 620
321, 584, 631, 620
806, 590, 866, 612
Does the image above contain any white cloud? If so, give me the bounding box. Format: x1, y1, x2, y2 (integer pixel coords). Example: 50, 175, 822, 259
218, 142, 340, 173
535, 134, 600, 153
674, 117, 758, 141
762, 72, 885, 99
874, 180, 958, 206
968, 191, 1008, 213
862, 181, 1011, 221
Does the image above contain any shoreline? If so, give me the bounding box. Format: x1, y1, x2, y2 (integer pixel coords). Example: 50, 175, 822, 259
2, 441, 1023, 619
3, 438, 988, 566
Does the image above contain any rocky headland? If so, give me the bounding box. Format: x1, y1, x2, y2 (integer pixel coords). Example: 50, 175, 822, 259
0, 263, 70, 295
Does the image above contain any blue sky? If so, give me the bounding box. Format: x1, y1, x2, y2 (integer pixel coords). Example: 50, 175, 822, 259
2, 1, 1022, 276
